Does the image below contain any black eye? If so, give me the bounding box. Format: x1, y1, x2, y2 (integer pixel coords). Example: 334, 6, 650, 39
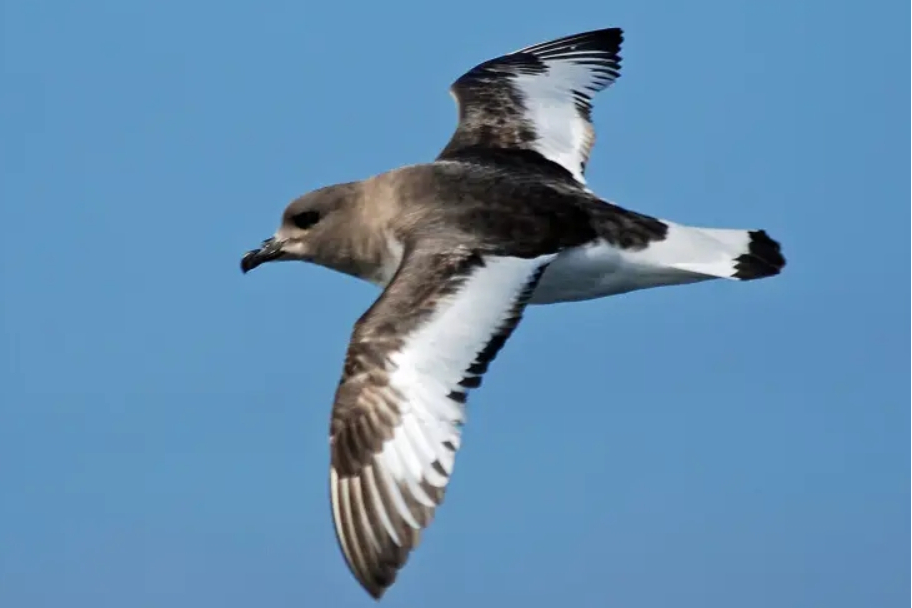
291, 210, 321, 230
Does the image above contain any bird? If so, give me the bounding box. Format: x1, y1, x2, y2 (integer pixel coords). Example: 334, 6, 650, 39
239, 26, 786, 599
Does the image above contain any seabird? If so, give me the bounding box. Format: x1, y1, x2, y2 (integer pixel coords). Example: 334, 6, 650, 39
240, 27, 786, 599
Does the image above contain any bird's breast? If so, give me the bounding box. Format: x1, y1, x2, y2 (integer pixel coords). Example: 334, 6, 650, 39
366, 235, 405, 287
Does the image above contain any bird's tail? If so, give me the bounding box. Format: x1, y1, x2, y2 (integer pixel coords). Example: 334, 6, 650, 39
644, 223, 786, 281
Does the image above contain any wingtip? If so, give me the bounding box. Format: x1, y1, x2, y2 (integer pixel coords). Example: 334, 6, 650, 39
365, 584, 386, 601
514, 26, 624, 57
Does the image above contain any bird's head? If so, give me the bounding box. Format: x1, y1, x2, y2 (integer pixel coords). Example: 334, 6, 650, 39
240, 183, 356, 274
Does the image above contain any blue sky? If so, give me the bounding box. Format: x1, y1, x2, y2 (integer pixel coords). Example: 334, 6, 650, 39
0, 0, 907, 606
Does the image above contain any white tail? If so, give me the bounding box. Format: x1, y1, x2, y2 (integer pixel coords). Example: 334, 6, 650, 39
530, 220, 785, 304
631, 222, 785, 280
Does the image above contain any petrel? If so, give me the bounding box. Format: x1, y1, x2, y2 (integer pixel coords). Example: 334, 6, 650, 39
240, 27, 786, 599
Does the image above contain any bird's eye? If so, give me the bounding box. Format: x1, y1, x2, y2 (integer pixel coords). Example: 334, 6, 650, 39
291, 210, 321, 230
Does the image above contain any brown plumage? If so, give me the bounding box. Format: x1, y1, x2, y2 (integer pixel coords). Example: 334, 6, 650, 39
239, 25, 786, 601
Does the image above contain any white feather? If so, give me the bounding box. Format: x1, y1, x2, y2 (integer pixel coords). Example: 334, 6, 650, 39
531, 221, 759, 304
514, 64, 596, 183
376, 456, 421, 530
372, 254, 554, 505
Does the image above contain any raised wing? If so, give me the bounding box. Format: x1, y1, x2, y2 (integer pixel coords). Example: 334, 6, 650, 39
328, 248, 555, 598
438, 28, 624, 184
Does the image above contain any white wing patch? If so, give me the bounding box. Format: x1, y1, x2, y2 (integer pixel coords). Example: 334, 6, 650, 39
440, 28, 623, 185
330, 253, 554, 598
512, 54, 616, 183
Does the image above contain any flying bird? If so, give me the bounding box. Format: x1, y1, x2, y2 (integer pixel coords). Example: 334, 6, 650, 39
240, 27, 786, 599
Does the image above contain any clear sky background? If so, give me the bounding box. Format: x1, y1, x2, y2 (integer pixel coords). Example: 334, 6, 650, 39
1, 1, 907, 606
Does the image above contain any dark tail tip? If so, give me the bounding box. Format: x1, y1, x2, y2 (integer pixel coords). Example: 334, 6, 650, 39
733, 230, 786, 280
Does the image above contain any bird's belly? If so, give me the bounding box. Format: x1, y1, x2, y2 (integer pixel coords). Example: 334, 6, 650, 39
529, 240, 710, 305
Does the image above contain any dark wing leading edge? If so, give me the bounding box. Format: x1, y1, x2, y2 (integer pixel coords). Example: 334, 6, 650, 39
328, 247, 555, 599
438, 28, 624, 184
